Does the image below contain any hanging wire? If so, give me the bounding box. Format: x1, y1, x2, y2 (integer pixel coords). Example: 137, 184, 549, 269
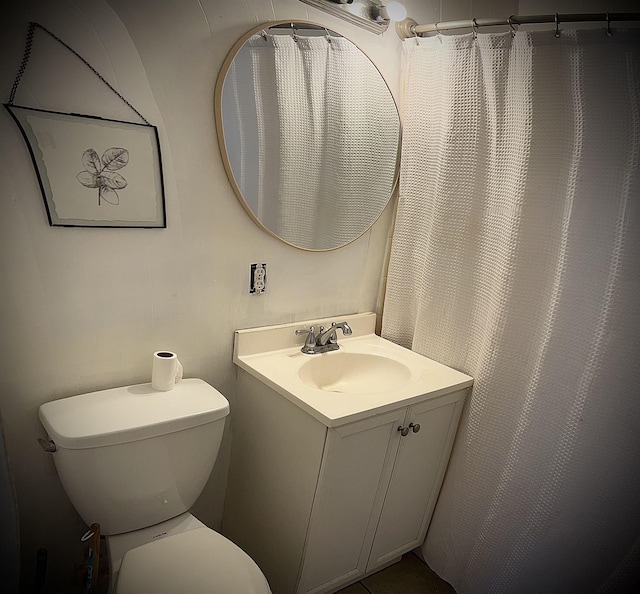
8, 22, 35, 105
8, 22, 150, 125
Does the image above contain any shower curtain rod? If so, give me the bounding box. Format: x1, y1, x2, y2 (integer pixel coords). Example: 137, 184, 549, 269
263, 23, 344, 37
396, 12, 640, 38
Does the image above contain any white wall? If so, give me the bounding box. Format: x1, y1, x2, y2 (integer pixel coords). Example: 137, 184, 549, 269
519, 0, 639, 16
0, 0, 528, 591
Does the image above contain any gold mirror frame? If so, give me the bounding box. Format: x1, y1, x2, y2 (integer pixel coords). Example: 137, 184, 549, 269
214, 20, 401, 251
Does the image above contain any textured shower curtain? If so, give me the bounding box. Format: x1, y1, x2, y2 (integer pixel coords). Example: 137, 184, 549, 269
382, 29, 640, 593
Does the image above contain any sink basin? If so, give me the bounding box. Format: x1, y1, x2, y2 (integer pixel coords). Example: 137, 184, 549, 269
233, 312, 473, 427
298, 352, 412, 394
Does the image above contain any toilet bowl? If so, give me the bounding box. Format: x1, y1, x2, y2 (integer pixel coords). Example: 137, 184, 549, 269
114, 513, 270, 594
38, 378, 271, 593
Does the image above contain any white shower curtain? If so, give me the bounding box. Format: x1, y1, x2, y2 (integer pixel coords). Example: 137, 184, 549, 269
382, 29, 640, 593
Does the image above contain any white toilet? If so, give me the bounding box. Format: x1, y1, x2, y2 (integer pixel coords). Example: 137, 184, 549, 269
39, 378, 271, 593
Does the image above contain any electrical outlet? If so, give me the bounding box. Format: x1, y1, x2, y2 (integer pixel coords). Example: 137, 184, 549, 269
250, 263, 267, 294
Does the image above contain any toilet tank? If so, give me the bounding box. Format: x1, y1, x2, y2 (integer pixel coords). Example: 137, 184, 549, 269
39, 379, 229, 535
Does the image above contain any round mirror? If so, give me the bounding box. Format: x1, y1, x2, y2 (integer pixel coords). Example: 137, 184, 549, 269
215, 21, 401, 251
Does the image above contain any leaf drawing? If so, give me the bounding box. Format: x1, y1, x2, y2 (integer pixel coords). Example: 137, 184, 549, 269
82, 149, 102, 174
99, 186, 119, 205
100, 171, 127, 190
102, 148, 129, 171
76, 147, 129, 205
76, 171, 99, 189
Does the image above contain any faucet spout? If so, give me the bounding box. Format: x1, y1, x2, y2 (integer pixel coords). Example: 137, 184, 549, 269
316, 322, 353, 347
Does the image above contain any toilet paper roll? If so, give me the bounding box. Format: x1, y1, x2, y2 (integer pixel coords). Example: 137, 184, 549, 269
151, 351, 183, 391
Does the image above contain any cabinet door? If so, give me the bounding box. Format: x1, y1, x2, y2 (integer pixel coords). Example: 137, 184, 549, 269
367, 390, 466, 570
297, 409, 405, 594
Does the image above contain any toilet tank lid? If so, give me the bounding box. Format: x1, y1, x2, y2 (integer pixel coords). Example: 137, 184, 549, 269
39, 378, 230, 450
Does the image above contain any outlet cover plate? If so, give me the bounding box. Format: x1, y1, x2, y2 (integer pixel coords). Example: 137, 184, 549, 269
250, 263, 267, 294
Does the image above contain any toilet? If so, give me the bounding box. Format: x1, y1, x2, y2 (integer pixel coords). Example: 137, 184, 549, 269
39, 378, 271, 593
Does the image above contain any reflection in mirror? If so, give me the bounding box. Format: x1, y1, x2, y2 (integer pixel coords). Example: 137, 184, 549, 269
215, 21, 400, 251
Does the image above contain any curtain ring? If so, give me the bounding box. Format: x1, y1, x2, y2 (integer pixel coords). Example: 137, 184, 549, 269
606, 12, 612, 37
411, 23, 420, 45
434, 21, 443, 42
554, 13, 561, 38
508, 16, 516, 38
260, 29, 268, 41
324, 27, 332, 43
472, 18, 478, 39
290, 22, 298, 42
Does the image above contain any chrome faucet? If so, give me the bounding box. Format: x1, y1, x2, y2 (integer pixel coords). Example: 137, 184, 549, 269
296, 321, 353, 354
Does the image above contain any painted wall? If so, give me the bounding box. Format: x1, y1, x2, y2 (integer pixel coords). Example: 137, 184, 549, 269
519, 0, 639, 19
2, 0, 583, 590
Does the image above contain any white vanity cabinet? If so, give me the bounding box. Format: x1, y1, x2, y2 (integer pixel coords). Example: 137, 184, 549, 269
224, 314, 472, 594
223, 371, 467, 594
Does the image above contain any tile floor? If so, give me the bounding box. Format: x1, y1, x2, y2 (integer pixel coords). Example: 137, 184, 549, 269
336, 552, 456, 594
64, 550, 454, 594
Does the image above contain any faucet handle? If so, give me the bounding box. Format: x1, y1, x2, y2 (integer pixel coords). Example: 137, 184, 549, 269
296, 326, 317, 349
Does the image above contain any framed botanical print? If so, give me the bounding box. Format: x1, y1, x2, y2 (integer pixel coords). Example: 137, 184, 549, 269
4, 104, 166, 228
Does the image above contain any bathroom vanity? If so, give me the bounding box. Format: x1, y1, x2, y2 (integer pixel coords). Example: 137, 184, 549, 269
224, 313, 472, 594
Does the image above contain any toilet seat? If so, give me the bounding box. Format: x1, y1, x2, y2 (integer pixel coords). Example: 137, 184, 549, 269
116, 527, 271, 593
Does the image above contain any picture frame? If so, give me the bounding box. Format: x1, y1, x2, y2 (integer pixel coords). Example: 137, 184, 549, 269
4, 104, 166, 228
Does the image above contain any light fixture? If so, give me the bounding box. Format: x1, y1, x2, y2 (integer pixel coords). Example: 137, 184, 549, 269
298, 0, 407, 34
385, 2, 407, 22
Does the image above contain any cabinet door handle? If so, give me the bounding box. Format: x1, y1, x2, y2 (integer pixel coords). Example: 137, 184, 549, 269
409, 422, 421, 433
397, 425, 410, 437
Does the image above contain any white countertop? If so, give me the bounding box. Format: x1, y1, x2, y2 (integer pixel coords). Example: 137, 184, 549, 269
233, 313, 473, 427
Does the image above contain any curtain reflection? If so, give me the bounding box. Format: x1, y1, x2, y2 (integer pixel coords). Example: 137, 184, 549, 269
222, 31, 399, 250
